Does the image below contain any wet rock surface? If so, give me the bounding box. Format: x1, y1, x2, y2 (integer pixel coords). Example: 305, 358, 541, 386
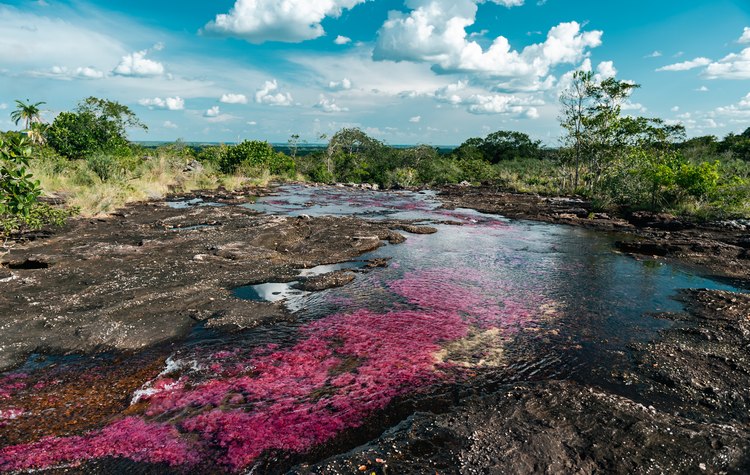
294, 270, 357, 292
297, 289, 750, 475
0, 188, 417, 372
2, 184, 750, 474
439, 185, 750, 281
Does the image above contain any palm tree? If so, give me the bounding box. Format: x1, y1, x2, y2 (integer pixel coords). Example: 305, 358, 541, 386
10, 100, 46, 130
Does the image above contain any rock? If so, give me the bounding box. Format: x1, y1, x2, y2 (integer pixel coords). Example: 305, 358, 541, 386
459, 180, 472, 187
294, 270, 356, 292
183, 160, 204, 173
386, 232, 407, 244
396, 224, 438, 235
616, 241, 671, 257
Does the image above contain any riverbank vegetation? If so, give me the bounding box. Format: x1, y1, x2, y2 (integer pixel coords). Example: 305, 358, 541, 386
3, 75, 750, 235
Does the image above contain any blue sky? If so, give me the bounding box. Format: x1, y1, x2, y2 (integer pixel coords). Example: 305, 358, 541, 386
1, 0, 749, 145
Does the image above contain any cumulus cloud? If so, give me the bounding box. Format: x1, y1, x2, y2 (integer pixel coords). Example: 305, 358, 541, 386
373, 0, 601, 89
204, 0, 367, 43
255, 80, 293, 106
334, 35, 352, 45
713, 92, 750, 119
138, 96, 185, 110
409, 115, 422, 123
328, 77, 352, 91
315, 95, 349, 112
596, 60, 617, 79
656, 57, 711, 72
204, 106, 221, 117
40, 65, 106, 80
465, 93, 541, 116
739, 27, 750, 44
220, 93, 248, 104
113, 50, 165, 77
0, 103, 7, 110
644, 50, 662, 58
163, 120, 178, 129
434, 80, 468, 104
704, 48, 750, 79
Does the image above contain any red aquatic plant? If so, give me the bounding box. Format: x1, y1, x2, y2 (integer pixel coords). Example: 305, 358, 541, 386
0, 268, 544, 472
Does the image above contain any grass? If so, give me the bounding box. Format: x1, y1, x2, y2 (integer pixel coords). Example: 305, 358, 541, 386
29, 149, 281, 217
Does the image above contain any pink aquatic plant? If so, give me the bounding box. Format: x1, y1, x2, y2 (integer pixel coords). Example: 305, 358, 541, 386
0, 267, 546, 472
0, 417, 198, 471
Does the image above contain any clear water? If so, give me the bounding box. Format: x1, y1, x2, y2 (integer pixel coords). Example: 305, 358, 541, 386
0, 185, 742, 473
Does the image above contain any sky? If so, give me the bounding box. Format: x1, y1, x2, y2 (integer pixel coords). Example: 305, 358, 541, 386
1, 0, 750, 146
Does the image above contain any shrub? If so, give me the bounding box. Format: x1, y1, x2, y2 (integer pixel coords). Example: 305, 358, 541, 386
220, 141, 296, 176
86, 154, 122, 182
1, 136, 76, 235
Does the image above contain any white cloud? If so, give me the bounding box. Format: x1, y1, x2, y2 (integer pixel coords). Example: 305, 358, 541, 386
39, 65, 106, 80
204, 0, 367, 43
644, 50, 662, 58
374, 1, 601, 89
465, 93, 540, 116
220, 93, 248, 104
247, 121, 257, 126
163, 120, 178, 129
656, 57, 711, 72
255, 79, 293, 106
696, 86, 709, 92
138, 96, 185, 110
434, 80, 468, 104
328, 77, 352, 91
315, 95, 349, 112
334, 35, 352, 45
704, 47, 750, 79
596, 60, 617, 79
113, 50, 165, 77
0, 6, 125, 69
202, 106, 237, 123
0, 103, 6, 110
713, 92, 750, 119
671, 106, 680, 112
739, 27, 750, 44
204, 105, 221, 117
410, 115, 422, 123
622, 101, 647, 113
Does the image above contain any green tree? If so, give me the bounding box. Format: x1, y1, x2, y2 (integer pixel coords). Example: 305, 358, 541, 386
10, 100, 45, 130
46, 97, 146, 158
220, 140, 296, 176
559, 70, 595, 190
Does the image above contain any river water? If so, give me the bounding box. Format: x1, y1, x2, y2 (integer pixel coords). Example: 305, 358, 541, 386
0, 185, 742, 473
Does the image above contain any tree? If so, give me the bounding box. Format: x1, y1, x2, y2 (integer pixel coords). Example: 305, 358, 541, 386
559, 70, 594, 190
10, 100, 45, 131
481, 131, 542, 163
559, 72, 641, 193
46, 97, 146, 158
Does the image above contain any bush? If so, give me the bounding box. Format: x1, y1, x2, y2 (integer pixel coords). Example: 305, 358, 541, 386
46, 97, 146, 159
220, 141, 296, 176
86, 154, 122, 182
1, 136, 41, 217
1, 136, 76, 235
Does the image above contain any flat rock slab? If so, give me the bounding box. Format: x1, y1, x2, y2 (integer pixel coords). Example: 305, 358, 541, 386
0, 194, 421, 372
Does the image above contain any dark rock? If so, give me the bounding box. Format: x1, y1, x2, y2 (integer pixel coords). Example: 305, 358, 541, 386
396, 224, 438, 235
294, 271, 357, 292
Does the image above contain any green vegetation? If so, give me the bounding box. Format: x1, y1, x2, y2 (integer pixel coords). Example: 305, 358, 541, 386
0, 135, 73, 235
2, 83, 750, 237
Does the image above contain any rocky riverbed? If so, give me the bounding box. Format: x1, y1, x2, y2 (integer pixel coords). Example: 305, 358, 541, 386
1, 184, 749, 474
439, 184, 750, 282
0, 188, 427, 373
